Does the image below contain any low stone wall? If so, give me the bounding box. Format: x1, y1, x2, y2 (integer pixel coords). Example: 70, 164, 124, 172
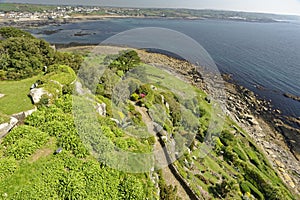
0, 107, 37, 139
0, 117, 18, 138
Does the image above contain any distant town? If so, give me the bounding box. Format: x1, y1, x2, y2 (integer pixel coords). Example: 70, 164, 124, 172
0, 3, 300, 23
0, 6, 128, 21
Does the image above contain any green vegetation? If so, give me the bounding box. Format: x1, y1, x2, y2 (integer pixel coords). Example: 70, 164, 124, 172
0, 27, 297, 200
0, 112, 10, 124
158, 170, 181, 200
0, 27, 83, 80
0, 94, 154, 199
2, 125, 49, 159
0, 3, 56, 12
0, 27, 34, 39
174, 118, 296, 199
108, 50, 141, 72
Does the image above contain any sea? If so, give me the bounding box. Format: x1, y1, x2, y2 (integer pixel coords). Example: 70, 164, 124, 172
28, 18, 300, 117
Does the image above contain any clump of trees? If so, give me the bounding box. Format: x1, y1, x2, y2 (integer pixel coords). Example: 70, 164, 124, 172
0, 26, 34, 39
0, 27, 83, 80
108, 50, 141, 73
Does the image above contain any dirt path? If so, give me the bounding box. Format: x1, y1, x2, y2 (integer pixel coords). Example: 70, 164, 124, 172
29, 138, 55, 163
134, 105, 190, 200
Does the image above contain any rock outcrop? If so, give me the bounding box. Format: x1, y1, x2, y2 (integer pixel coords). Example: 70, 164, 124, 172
0, 117, 18, 138
95, 102, 106, 116
0, 107, 37, 138
29, 88, 49, 104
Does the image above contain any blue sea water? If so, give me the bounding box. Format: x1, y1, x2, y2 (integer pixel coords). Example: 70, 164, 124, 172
29, 18, 300, 117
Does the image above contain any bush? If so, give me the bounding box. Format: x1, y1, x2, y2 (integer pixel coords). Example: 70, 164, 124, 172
245, 147, 261, 166
3, 126, 49, 159
130, 93, 140, 101
243, 181, 264, 200
219, 129, 235, 146
209, 179, 236, 198
0, 157, 18, 179
0, 27, 34, 39
0, 28, 82, 80
109, 50, 141, 72
118, 176, 146, 200
158, 170, 180, 200
233, 146, 248, 161
0, 37, 54, 80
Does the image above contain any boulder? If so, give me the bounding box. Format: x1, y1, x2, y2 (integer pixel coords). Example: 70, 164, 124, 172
110, 118, 120, 125
165, 102, 170, 110
29, 88, 49, 104
244, 114, 259, 125
0, 117, 18, 138
96, 103, 106, 116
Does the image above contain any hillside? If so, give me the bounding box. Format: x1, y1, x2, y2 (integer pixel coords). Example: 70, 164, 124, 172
0, 28, 298, 199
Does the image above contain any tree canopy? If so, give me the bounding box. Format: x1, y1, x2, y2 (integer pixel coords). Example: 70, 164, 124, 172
0, 27, 83, 80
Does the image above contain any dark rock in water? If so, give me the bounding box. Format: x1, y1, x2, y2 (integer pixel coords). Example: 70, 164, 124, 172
37, 29, 63, 35
283, 93, 300, 102
222, 73, 233, 81
74, 31, 92, 36
254, 84, 266, 91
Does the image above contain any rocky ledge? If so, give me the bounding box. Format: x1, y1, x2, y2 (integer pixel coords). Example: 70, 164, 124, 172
284, 93, 300, 102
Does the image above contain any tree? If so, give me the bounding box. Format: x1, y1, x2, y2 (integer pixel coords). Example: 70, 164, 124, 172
210, 178, 236, 198
109, 50, 141, 72
0, 37, 54, 79
0, 26, 34, 39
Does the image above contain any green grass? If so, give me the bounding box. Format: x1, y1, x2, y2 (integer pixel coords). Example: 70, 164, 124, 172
0, 3, 56, 12
143, 64, 204, 99
0, 76, 38, 115
0, 112, 10, 124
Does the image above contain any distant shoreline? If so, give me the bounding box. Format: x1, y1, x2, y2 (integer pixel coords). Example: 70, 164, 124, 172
0, 15, 198, 28
0, 13, 285, 28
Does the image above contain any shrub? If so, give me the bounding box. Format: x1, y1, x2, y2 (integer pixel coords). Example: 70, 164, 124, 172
3, 126, 49, 159
233, 146, 248, 161
130, 93, 140, 101
0, 157, 18, 179
243, 181, 264, 200
109, 50, 141, 72
0, 27, 34, 39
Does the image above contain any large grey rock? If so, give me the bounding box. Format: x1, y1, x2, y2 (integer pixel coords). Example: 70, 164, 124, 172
29, 88, 48, 104
96, 103, 106, 116
0, 117, 18, 138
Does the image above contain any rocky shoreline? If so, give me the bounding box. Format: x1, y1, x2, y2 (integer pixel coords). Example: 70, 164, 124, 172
135, 49, 300, 194
284, 93, 300, 102
0, 15, 181, 28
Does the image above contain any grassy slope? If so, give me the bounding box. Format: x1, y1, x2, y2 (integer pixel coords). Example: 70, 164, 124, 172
0, 76, 37, 115
0, 49, 297, 199
0, 3, 56, 12
140, 63, 295, 199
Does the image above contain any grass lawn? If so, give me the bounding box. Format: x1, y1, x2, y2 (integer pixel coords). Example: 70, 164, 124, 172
0, 76, 37, 115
